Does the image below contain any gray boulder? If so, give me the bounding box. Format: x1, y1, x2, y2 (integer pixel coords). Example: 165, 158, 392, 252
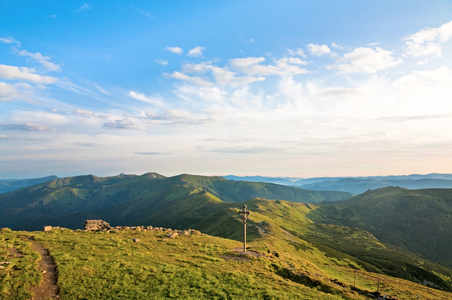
84, 220, 111, 231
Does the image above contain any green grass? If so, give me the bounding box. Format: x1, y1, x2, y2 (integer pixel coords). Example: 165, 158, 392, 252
34, 229, 353, 299
0, 229, 41, 299
1, 228, 452, 299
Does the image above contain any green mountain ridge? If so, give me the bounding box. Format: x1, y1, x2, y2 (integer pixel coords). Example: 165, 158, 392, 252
0, 173, 351, 230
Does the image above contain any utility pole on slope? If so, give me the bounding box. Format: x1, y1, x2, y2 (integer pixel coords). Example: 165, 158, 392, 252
238, 205, 251, 252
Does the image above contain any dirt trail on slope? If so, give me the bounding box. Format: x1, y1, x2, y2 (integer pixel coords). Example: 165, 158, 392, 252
28, 237, 60, 299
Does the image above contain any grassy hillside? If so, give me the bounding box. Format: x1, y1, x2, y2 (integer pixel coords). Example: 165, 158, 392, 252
212, 198, 452, 292
2, 228, 452, 300
308, 187, 452, 269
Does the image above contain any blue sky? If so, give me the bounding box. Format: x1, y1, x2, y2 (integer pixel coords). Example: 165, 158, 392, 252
1, 1, 452, 178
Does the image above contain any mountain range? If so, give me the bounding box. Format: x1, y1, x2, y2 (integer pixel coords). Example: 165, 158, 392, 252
0, 175, 59, 194
225, 173, 452, 194
1, 172, 451, 293
0, 173, 351, 230
3, 173, 452, 196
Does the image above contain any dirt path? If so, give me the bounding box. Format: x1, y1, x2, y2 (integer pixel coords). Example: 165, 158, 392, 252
29, 238, 60, 300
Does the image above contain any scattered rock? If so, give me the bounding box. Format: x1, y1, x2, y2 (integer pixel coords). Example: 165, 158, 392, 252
84, 220, 111, 231
167, 232, 179, 238
44, 226, 53, 232
189, 229, 201, 235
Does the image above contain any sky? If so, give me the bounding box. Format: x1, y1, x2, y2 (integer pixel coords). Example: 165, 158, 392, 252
1, 1, 452, 179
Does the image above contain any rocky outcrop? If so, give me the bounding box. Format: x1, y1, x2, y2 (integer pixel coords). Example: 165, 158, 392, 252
84, 220, 111, 231
113, 226, 202, 237
42, 221, 202, 237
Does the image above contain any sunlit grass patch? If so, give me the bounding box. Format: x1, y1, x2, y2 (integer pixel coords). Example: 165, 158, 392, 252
30, 229, 353, 299
0, 230, 41, 299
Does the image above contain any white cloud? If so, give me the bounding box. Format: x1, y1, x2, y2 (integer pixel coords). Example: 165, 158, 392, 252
187, 46, 205, 57
0, 37, 60, 72
0, 123, 52, 132
229, 57, 265, 69
335, 47, 402, 74
0, 37, 17, 44
156, 59, 168, 65
279, 57, 308, 66
171, 56, 308, 87
331, 42, 343, 49
74, 109, 94, 117
0, 82, 33, 101
13, 48, 61, 72
392, 66, 452, 98
103, 119, 146, 131
168, 71, 212, 86
128, 90, 166, 107
209, 65, 265, 86
77, 3, 91, 12
180, 61, 265, 86
288, 48, 307, 57
146, 109, 209, 125
405, 40, 442, 57
307, 43, 331, 56
181, 61, 212, 74
166, 46, 183, 55
0, 64, 57, 84
229, 56, 309, 76
404, 20, 452, 57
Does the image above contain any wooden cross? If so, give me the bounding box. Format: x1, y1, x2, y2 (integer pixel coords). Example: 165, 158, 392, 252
238, 204, 251, 252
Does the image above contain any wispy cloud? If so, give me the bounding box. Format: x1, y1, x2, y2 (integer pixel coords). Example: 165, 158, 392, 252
156, 59, 168, 65
187, 46, 205, 57
229, 56, 309, 77
0, 123, 52, 132
103, 119, 146, 131
168, 71, 213, 86
135, 152, 170, 155
166, 46, 183, 55
208, 147, 278, 154
0, 82, 33, 101
288, 48, 307, 57
12, 48, 61, 72
0, 64, 57, 84
0, 37, 18, 44
77, 3, 91, 12
0, 37, 60, 101
128, 91, 166, 107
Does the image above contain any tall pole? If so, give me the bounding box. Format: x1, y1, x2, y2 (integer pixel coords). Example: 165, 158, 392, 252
243, 217, 247, 252
238, 204, 251, 252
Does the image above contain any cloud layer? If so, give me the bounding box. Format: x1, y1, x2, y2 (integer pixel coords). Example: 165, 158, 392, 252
1, 19, 452, 177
